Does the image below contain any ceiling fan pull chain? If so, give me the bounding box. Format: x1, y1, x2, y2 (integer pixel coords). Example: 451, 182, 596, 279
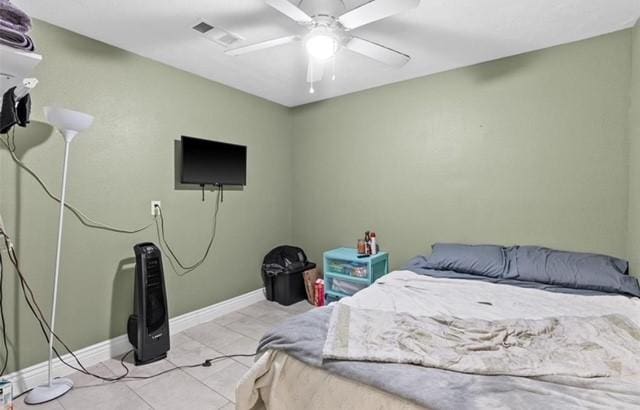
309, 58, 315, 93
331, 56, 336, 81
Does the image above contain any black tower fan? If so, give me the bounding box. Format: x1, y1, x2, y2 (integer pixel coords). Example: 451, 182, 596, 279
127, 242, 170, 365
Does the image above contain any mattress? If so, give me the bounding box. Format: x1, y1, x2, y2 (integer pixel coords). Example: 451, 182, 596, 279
237, 350, 423, 410
237, 270, 640, 409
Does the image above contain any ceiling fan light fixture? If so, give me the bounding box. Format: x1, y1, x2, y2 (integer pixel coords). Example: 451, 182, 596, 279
305, 29, 338, 61
232, 0, 418, 93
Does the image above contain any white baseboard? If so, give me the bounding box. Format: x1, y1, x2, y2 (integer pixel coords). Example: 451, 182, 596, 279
6, 288, 265, 395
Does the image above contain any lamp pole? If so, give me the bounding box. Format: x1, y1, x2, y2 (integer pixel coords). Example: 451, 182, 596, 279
47, 135, 72, 386
25, 108, 92, 405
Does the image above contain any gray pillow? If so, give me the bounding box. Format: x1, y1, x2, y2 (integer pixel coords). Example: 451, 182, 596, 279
506, 246, 639, 297
425, 243, 509, 278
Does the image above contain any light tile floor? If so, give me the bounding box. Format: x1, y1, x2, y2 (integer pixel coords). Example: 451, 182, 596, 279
15, 300, 313, 410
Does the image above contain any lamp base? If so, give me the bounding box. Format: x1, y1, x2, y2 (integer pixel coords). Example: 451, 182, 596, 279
24, 377, 73, 405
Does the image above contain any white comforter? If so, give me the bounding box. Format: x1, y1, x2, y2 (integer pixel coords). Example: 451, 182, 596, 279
332, 271, 640, 384
342, 271, 640, 325
324, 305, 640, 378
238, 271, 640, 409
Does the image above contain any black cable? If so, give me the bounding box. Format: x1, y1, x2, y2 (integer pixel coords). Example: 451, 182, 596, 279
0, 133, 248, 392
157, 187, 220, 270
12, 387, 32, 401
1, 229, 258, 395
105, 350, 257, 382
3, 233, 96, 377
4, 233, 256, 382
154, 187, 221, 275
0, 252, 9, 375
1, 230, 119, 381
125, 353, 257, 380
0, 134, 153, 234
69, 350, 259, 394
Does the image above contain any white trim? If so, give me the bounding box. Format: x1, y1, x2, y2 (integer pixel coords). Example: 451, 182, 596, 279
170, 289, 265, 334
6, 288, 265, 395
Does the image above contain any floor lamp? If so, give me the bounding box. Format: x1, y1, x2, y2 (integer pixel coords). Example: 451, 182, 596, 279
25, 107, 94, 405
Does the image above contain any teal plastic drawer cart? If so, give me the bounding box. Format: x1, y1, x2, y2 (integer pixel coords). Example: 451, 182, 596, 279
323, 247, 389, 303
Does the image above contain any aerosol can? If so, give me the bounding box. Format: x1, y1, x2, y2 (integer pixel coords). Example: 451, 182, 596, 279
0, 379, 13, 410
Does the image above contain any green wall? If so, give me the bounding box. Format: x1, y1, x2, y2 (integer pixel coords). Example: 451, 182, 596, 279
291, 30, 633, 271
0, 21, 293, 372
2, 20, 638, 374
627, 22, 640, 273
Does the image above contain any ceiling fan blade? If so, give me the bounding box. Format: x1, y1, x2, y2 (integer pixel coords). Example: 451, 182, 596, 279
346, 37, 410, 67
338, 0, 420, 30
306, 58, 325, 83
225, 35, 299, 56
265, 0, 313, 24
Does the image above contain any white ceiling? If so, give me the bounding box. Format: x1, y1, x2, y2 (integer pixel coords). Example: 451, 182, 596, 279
18, 0, 640, 107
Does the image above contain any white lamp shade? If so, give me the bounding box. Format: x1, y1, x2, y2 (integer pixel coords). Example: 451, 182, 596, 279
44, 106, 94, 141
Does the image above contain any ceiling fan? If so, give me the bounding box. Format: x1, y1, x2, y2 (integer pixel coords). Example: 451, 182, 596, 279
225, 0, 420, 93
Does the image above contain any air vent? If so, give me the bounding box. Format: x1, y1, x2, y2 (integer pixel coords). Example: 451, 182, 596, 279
191, 19, 243, 47
192, 21, 214, 34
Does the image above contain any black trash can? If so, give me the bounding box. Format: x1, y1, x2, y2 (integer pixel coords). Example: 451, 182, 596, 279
261, 245, 316, 306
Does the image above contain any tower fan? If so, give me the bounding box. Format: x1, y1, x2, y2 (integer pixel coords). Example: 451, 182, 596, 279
127, 243, 170, 365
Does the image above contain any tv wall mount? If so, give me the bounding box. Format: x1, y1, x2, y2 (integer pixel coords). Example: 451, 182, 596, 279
200, 183, 224, 202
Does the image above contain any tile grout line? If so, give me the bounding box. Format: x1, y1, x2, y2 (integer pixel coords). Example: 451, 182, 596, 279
213, 311, 253, 325
217, 322, 263, 368
113, 351, 159, 410
103, 346, 176, 410
54, 399, 66, 409
117, 338, 198, 410
178, 364, 233, 408
108, 361, 157, 409
219, 326, 262, 342
131, 324, 247, 408
180, 312, 264, 384
65, 359, 155, 410
32, 301, 309, 410
126, 380, 157, 410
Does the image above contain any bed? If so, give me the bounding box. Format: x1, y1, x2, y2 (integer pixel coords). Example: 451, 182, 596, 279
237, 245, 640, 410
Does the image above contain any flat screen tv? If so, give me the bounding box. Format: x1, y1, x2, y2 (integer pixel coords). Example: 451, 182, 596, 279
180, 136, 247, 186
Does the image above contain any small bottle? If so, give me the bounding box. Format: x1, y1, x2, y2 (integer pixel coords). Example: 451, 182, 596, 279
364, 231, 371, 255
315, 279, 325, 306
357, 239, 366, 255
370, 232, 378, 255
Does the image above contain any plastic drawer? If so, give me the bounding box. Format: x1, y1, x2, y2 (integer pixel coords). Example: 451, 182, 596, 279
327, 276, 368, 296
325, 258, 369, 279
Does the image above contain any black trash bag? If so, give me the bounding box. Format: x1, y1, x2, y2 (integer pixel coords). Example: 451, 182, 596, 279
261, 245, 315, 305
262, 245, 311, 276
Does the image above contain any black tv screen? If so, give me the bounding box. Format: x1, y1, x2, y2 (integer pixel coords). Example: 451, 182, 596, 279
180, 136, 247, 186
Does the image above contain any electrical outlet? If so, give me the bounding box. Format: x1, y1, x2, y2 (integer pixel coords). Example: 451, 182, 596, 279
151, 201, 161, 216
